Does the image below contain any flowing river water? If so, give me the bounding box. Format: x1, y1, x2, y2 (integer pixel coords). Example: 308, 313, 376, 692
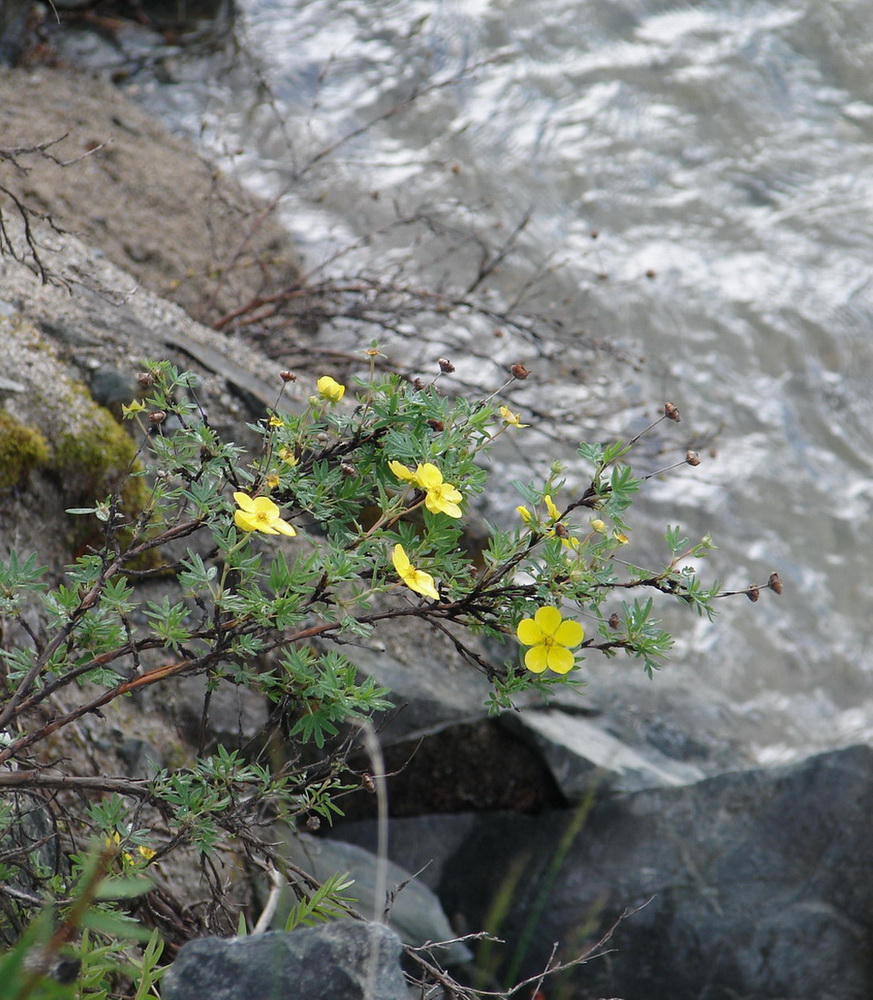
62, 0, 873, 766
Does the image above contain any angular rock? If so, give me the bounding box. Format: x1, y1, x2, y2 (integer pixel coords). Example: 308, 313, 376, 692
162, 922, 409, 1000
343, 746, 873, 1000
270, 829, 472, 966
501, 706, 704, 795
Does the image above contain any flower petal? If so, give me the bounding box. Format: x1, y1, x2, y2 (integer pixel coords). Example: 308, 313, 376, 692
271, 519, 297, 537
546, 645, 576, 674
533, 605, 563, 637
524, 644, 550, 673
389, 460, 416, 482
392, 544, 413, 577
415, 463, 442, 489
554, 620, 584, 648
409, 569, 440, 600
251, 495, 280, 518
234, 510, 258, 533
544, 495, 561, 522
516, 618, 543, 646
233, 491, 257, 512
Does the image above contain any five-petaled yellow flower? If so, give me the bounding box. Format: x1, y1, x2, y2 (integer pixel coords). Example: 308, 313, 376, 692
392, 544, 439, 600
317, 376, 346, 402
233, 492, 296, 536
389, 461, 463, 519
121, 400, 146, 417
499, 406, 529, 428
516, 606, 584, 675
278, 447, 298, 466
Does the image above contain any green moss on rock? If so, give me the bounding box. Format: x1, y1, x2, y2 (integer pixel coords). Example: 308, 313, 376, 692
0, 411, 50, 489
50, 398, 138, 499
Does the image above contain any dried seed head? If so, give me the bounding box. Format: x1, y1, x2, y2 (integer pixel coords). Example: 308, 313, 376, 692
438, 357, 455, 373
608, 612, 620, 629
413, 377, 425, 391
768, 572, 783, 595
136, 371, 155, 389
510, 363, 531, 380
746, 586, 760, 602
427, 418, 445, 432
148, 410, 166, 425
362, 773, 376, 794
340, 462, 356, 477
305, 815, 321, 832
554, 522, 570, 538
685, 450, 701, 466
664, 401, 681, 422
279, 370, 297, 383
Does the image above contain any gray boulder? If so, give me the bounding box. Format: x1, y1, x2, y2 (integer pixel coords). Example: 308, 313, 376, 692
162, 922, 409, 1000
338, 744, 873, 1000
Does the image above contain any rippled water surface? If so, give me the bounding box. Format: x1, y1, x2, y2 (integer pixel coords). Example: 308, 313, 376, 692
124, 0, 873, 762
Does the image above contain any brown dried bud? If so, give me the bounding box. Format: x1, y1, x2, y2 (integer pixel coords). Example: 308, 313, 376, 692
554, 522, 570, 538
427, 418, 445, 432
608, 612, 620, 630
438, 358, 455, 373
136, 371, 155, 388
361, 773, 376, 794
493, 328, 504, 338
746, 586, 760, 603
645, 269, 656, 279
510, 363, 531, 380
664, 401, 680, 422
279, 370, 297, 383
305, 815, 321, 832
768, 572, 783, 595
340, 462, 356, 477
148, 410, 166, 425
413, 378, 425, 391
685, 450, 701, 467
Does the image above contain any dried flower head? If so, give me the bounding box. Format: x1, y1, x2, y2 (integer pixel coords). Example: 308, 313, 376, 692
510, 363, 531, 380
685, 450, 700, 466
768, 572, 783, 595
664, 401, 681, 422
746, 586, 760, 602
279, 370, 297, 383
438, 358, 455, 373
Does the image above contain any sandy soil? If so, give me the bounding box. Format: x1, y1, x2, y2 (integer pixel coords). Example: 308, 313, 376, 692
0, 64, 299, 326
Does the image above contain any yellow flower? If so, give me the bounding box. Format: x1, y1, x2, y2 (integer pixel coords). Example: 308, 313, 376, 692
317, 375, 345, 402
613, 529, 630, 544
389, 460, 463, 518
268, 415, 284, 428
121, 400, 146, 417
137, 845, 156, 861
278, 447, 298, 466
233, 492, 296, 536
516, 606, 584, 675
389, 460, 418, 483
544, 495, 562, 523
499, 406, 529, 428
591, 519, 607, 534
516, 505, 533, 524
265, 474, 280, 490
392, 544, 439, 600
415, 463, 463, 518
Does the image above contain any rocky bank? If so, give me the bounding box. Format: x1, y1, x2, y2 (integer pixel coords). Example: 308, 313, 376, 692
1, 29, 872, 1000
